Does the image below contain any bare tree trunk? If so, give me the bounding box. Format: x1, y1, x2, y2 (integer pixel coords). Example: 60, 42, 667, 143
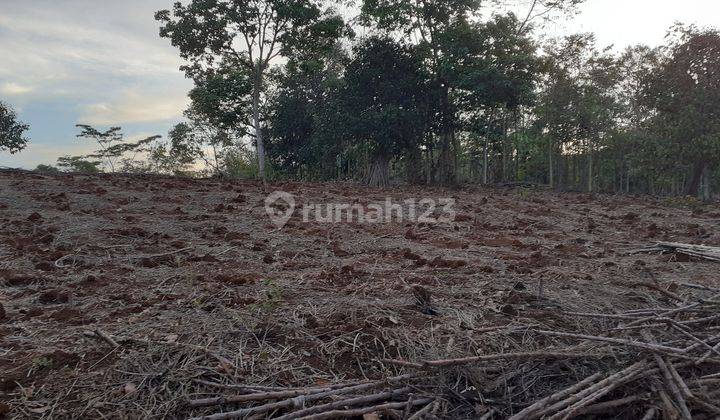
252, 67, 266, 184
406, 146, 423, 185
452, 131, 460, 183
438, 131, 456, 185
625, 159, 630, 193
483, 137, 489, 185
548, 139, 554, 188
625, 168, 630, 193
502, 114, 509, 182
587, 149, 593, 192
425, 146, 432, 185
514, 138, 519, 182
702, 164, 711, 202
366, 153, 391, 188
574, 155, 579, 190
435, 82, 456, 186
686, 161, 705, 197
212, 144, 220, 176
513, 111, 520, 182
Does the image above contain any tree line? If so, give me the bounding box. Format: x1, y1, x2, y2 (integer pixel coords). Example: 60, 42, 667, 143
1, 0, 718, 200
152, 0, 719, 198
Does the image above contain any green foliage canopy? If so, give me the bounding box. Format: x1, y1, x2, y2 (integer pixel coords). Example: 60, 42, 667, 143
0, 101, 30, 154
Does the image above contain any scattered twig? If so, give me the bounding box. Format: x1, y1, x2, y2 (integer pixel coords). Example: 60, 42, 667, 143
508, 373, 603, 420
292, 398, 433, 420
189, 375, 416, 420
533, 330, 686, 354
127, 246, 194, 260
381, 351, 602, 369
273, 387, 414, 420
406, 399, 437, 420
93, 329, 119, 348
572, 395, 644, 416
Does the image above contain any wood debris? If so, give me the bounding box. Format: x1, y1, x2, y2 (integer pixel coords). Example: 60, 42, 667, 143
633, 242, 720, 262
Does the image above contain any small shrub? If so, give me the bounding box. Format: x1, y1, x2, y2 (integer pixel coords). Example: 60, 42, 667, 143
35, 164, 60, 174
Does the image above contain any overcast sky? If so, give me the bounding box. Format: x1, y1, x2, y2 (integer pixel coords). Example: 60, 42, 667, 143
1, 0, 718, 169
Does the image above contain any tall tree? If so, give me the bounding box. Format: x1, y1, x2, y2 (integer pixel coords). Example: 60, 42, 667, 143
450, 14, 541, 184
266, 44, 349, 180
535, 34, 621, 191
361, 0, 577, 184
608, 45, 658, 193
156, 0, 347, 183
644, 25, 720, 199
0, 101, 30, 154
343, 36, 431, 187
361, 0, 477, 184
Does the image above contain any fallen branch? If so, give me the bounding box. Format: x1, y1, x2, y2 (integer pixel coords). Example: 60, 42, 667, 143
640, 407, 657, 420
380, 351, 603, 369
533, 330, 686, 354
188, 374, 416, 420
406, 400, 437, 420
193, 379, 292, 392
273, 387, 413, 420
127, 246, 194, 260
656, 356, 692, 420
94, 329, 119, 348
292, 398, 433, 420
508, 372, 603, 420
618, 292, 720, 331
634, 242, 720, 262
635, 281, 685, 302
572, 395, 644, 416
83, 331, 239, 373
188, 387, 338, 408
534, 362, 649, 420
642, 331, 692, 420
680, 282, 720, 293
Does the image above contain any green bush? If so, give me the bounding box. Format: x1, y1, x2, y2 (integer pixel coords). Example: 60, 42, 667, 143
223, 147, 265, 180
35, 164, 60, 174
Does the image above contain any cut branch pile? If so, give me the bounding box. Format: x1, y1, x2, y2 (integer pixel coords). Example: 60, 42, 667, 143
185, 375, 433, 420
185, 284, 720, 419
633, 241, 720, 262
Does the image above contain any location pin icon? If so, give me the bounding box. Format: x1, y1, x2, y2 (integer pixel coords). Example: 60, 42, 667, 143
265, 191, 296, 229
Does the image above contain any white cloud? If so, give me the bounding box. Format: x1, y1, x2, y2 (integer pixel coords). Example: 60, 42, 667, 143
0, 1, 190, 105
0, 82, 34, 96
79, 90, 189, 125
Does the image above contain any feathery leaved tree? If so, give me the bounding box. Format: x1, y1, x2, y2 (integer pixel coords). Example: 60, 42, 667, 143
75, 125, 161, 173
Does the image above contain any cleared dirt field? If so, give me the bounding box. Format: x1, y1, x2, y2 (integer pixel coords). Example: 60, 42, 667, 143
1, 170, 719, 419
